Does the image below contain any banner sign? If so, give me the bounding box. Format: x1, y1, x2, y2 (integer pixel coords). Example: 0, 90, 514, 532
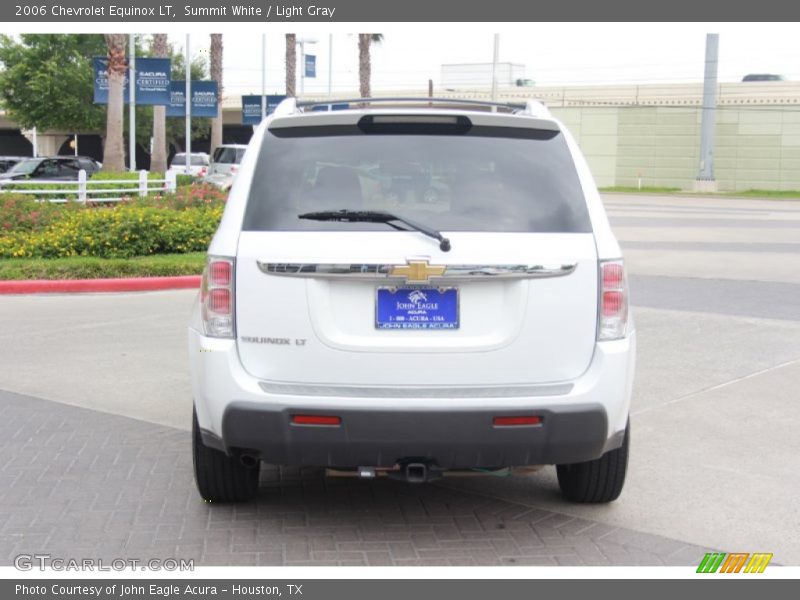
304, 54, 316, 78
93, 57, 171, 105
167, 81, 219, 118
93, 57, 128, 103
134, 57, 171, 104
242, 94, 288, 124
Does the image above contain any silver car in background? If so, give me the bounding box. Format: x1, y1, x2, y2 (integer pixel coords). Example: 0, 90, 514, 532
203, 144, 247, 191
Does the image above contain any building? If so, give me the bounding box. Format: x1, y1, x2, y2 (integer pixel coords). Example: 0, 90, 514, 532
3, 80, 800, 190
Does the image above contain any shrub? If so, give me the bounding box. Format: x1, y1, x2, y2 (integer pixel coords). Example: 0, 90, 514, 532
0, 194, 80, 232
130, 184, 228, 210
177, 174, 196, 187
0, 203, 223, 259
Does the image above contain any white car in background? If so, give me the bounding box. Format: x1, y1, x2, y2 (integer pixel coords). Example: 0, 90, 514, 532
202, 144, 247, 190
166, 152, 210, 179
188, 97, 636, 504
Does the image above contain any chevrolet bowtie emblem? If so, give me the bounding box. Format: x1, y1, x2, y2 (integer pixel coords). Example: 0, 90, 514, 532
390, 260, 446, 283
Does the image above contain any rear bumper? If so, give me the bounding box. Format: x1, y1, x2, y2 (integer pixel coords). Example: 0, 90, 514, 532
204, 401, 610, 468
189, 312, 636, 468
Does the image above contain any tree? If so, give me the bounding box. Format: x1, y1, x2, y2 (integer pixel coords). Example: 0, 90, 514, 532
358, 34, 383, 98
149, 34, 168, 174
285, 34, 296, 97
209, 34, 223, 155
128, 41, 210, 158
103, 34, 127, 172
0, 34, 106, 132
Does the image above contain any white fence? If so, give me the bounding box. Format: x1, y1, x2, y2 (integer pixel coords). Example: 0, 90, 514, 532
0, 170, 178, 203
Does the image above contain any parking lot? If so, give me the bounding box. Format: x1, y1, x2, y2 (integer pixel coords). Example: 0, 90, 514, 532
1, 193, 798, 566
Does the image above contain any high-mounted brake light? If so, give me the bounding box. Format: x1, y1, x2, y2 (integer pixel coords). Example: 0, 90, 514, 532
201, 256, 235, 338
598, 260, 629, 341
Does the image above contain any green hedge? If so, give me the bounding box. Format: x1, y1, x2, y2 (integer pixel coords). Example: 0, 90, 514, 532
0, 203, 223, 259
0, 186, 227, 234
0, 195, 80, 232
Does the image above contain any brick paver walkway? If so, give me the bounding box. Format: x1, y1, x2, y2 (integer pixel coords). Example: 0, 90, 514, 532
0, 390, 714, 566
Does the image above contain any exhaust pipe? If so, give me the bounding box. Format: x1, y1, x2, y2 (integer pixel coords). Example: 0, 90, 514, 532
405, 462, 428, 484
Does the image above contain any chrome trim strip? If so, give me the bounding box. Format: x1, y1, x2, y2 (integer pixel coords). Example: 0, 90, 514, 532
258, 381, 574, 398
257, 262, 577, 280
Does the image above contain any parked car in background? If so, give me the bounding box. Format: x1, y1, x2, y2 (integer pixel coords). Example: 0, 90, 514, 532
203, 144, 247, 190
742, 73, 786, 82
0, 156, 101, 184
0, 156, 27, 174
167, 152, 210, 179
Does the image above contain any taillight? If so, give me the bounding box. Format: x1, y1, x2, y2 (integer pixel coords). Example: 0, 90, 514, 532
230, 165, 238, 173
201, 256, 235, 338
198, 167, 207, 177
598, 259, 628, 340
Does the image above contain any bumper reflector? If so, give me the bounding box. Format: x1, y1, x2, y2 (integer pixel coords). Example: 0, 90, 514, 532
493, 416, 543, 427
291, 415, 342, 426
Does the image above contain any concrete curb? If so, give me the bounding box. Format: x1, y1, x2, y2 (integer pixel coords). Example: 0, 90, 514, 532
0, 275, 201, 294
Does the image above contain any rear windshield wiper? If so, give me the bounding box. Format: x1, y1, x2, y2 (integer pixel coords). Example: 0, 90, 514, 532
298, 209, 451, 252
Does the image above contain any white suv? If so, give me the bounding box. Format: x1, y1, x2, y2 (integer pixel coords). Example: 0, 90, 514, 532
189, 98, 635, 504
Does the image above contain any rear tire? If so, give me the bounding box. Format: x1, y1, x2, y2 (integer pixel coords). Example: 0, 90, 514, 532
556, 420, 629, 503
192, 407, 259, 503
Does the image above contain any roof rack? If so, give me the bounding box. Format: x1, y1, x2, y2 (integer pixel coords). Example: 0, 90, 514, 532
295, 97, 536, 113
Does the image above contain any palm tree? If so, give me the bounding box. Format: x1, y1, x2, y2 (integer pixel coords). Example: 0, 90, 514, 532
102, 34, 127, 172
358, 34, 383, 98
285, 34, 296, 97
209, 34, 223, 155
150, 34, 168, 174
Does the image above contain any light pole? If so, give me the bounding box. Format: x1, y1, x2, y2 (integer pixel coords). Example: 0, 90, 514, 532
185, 34, 191, 176
261, 33, 266, 120
297, 37, 318, 97
129, 33, 136, 171
328, 34, 333, 98
490, 33, 500, 103
696, 33, 719, 192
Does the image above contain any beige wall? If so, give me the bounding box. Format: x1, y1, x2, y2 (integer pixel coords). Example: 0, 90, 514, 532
551, 105, 800, 191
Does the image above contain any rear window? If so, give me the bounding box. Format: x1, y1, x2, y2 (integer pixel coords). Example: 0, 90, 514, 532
212, 147, 245, 164
242, 123, 591, 233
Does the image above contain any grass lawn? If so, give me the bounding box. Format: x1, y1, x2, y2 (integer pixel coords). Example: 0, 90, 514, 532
600, 186, 682, 194
0, 252, 206, 280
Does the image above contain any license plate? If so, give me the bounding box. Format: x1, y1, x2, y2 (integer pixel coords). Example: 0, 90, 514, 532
376, 287, 459, 330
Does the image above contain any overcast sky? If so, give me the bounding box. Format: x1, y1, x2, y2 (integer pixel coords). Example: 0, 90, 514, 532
166, 23, 800, 97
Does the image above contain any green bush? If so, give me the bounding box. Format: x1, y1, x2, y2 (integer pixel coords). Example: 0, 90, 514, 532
128, 183, 228, 210
1, 185, 226, 234
0, 202, 223, 259
0, 194, 81, 232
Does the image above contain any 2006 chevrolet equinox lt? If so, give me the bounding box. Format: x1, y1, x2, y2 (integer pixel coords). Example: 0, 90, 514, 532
188, 97, 635, 504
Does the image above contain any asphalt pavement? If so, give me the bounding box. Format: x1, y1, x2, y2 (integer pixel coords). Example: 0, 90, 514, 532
0, 193, 798, 566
